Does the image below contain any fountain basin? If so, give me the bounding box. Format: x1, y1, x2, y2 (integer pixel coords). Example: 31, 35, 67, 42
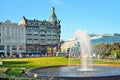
27, 65, 120, 80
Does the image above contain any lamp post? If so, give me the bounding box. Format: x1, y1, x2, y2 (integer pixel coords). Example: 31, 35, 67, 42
58, 43, 60, 52
21, 67, 26, 73
56, 44, 60, 56
0, 58, 3, 65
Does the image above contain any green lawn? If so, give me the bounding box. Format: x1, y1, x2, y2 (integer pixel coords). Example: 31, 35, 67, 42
0, 57, 120, 77
1, 57, 68, 77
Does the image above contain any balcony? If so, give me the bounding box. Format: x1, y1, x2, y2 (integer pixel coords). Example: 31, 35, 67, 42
33, 32, 38, 34
40, 40, 46, 45
33, 40, 38, 44
40, 31, 46, 35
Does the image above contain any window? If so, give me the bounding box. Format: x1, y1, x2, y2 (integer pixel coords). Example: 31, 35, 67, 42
27, 40, 32, 43
33, 40, 38, 43
22, 28, 24, 32
27, 38, 32, 40
12, 45, 17, 50
27, 34, 32, 35
2, 27, 4, 31
41, 39, 45, 42
19, 45, 24, 50
0, 45, 4, 50
7, 46, 10, 51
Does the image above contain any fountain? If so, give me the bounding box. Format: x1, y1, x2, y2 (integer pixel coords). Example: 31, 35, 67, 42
68, 29, 93, 71
27, 30, 120, 80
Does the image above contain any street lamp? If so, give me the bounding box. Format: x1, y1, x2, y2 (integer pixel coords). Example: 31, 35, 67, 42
56, 44, 60, 56
57, 44, 60, 52
0, 58, 3, 65
21, 67, 26, 73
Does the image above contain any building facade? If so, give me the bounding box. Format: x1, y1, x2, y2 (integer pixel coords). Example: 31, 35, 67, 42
19, 7, 61, 54
90, 33, 120, 44
61, 33, 120, 52
61, 38, 77, 53
0, 20, 26, 57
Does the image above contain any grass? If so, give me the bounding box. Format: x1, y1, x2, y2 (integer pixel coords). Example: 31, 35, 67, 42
0, 67, 8, 73
0, 57, 120, 77
1, 57, 68, 77
92, 59, 120, 65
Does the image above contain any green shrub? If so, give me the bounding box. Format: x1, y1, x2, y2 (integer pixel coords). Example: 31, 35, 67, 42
111, 50, 120, 59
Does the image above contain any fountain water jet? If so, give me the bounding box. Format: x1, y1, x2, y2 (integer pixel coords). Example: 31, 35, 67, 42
69, 29, 93, 71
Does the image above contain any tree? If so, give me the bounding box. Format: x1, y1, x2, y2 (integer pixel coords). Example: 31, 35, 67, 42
111, 43, 120, 50
111, 49, 120, 59
93, 42, 120, 57
93, 43, 108, 55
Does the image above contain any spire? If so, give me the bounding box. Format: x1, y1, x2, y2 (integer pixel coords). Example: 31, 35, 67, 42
19, 16, 26, 25
49, 7, 58, 24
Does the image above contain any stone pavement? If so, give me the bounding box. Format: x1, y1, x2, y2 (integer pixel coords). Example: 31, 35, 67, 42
21, 73, 29, 78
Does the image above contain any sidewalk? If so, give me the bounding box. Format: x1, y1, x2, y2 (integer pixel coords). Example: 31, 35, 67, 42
21, 73, 29, 78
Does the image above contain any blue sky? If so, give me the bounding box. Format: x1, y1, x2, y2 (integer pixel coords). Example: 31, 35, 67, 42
1, 0, 120, 40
